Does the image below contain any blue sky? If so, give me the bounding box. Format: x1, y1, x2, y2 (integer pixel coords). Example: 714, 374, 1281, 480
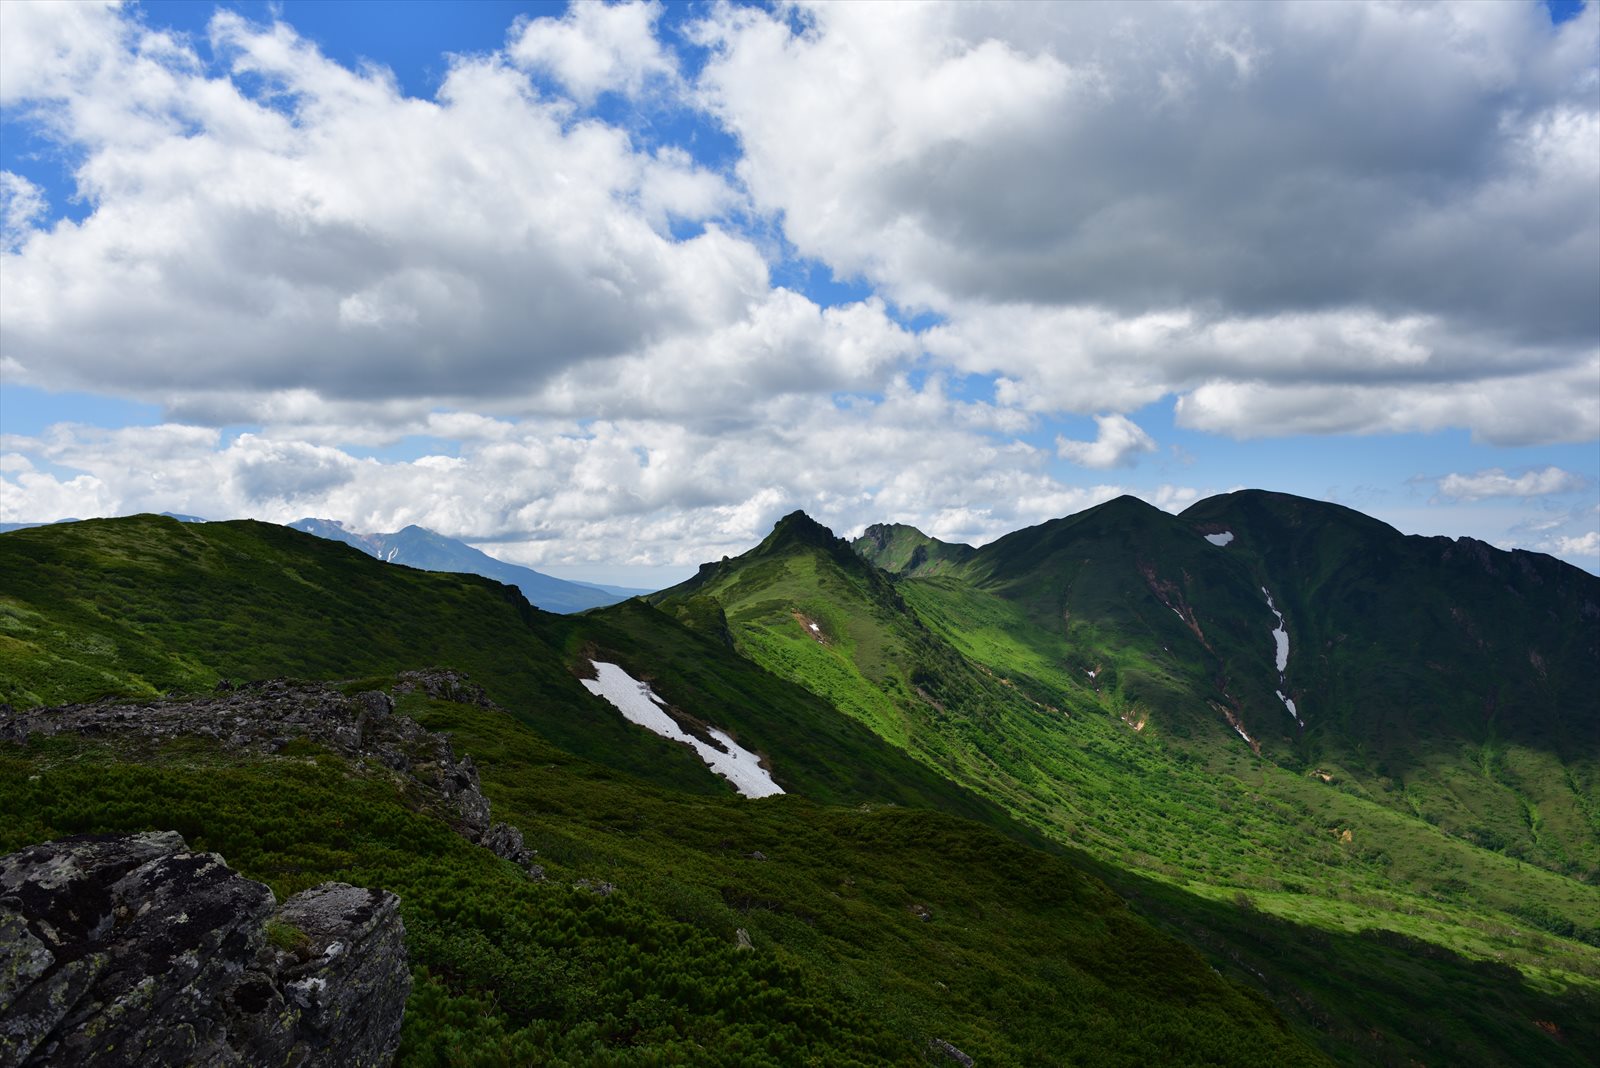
1, 0, 1596, 583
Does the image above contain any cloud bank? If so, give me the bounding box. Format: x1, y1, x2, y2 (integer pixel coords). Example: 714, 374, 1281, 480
1, 0, 1595, 571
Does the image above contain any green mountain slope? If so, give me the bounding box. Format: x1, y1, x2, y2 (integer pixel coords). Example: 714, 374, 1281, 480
4, 506, 1597, 1066
853, 523, 976, 577
858, 491, 1600, 877
652, 512, 1068, 820
0, 515, 1018, 827
659, 502, 1600, 1066
1, 679, 1330, 1066
0, 518, 1344, 1064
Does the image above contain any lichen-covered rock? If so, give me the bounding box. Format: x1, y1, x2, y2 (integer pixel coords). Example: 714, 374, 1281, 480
0, 833, 407, 1067
0, 674, 536, 872
394, 669, 493, 708
480, 823, 544, 881
266, 884, 409, 1065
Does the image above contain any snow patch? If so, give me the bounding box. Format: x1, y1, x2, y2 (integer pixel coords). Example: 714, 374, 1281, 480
580, 661, 784, 798
1232, 721, 1254, 745
1262, 587, 1305, 726
1085, 669, 1097, 679
1262, 587, 1289, 673
808, 621, 819, 633
1204, 531, 1234, 546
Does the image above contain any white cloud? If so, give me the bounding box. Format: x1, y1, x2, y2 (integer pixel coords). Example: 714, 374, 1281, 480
510, 0, 676, 104
0, 171, 47, 252
0, 0, 1596, 576
695, 0, 1600, 444
1436, 466, 1587, 502
0, 378, 1144, 566
1173, 355, 1600, 446
1056, 414, 1157, 469
1151, 485, 1201, 513
0, 4, 825, 422
1551, 531, 1600, 556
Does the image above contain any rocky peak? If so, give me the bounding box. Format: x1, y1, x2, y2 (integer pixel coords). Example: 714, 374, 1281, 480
858, 523, 895, 551
763, 510, 842, 552
0, 832, 407, 1067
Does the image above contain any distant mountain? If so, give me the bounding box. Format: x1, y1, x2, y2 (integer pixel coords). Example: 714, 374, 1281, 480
2, 513, 201, 534
0, 518, 82, 533
288, 518, 643, 613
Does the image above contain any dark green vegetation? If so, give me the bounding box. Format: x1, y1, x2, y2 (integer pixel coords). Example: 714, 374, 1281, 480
0, 688, 1319, 1065
653, 498, 1600, 1064
855, 523, 976, 578
3, 503, 1597, 1066
0, 514, 1004, 819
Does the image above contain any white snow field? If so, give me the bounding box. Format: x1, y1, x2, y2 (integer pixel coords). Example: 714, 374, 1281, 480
580, 661, 784, 798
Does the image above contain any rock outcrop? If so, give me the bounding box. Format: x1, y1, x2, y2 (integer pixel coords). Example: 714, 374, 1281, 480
0, 831, 407, 1067
0, 673, 542, 881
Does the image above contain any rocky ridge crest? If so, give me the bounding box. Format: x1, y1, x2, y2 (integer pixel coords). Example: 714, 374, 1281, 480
0, 670, 542, 879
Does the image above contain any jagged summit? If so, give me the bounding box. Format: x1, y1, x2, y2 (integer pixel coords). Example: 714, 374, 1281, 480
768, 508, 838, 541
751, 509, 855, 561
854, 522, 976, 577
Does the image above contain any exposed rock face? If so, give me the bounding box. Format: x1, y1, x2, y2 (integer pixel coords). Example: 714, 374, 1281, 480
393, 669, 495, 709
0, 832, 406, 1067
929, 1037, 975, 1067
0, 674, 542, 881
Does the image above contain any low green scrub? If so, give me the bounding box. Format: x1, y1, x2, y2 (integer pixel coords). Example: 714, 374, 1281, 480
0, 693, 1321, 1067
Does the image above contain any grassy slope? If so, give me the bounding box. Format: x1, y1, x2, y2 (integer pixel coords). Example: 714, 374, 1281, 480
937, 492, 1599, 865
897, 573, 1600, 950
658, 508, 1600, 1066
0, 514, 723, 793
1180, 490, 1600, 877
0, 516, 1022, 833
869, 491, 1599, 886
650, 515, 1075, 826
0, 682, 1329, 1066
5, 513, 1597, 1064
566, 598, 1029, 834
851, 524, 976, 578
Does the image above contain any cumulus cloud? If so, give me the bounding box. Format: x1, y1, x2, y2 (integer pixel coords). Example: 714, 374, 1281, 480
0, 171, 47, 252
0, 3, 863, 424
1, 0, 1596, 573
1173, 355, 1600, 446
1435, 466, 1587, 502
1550, 531, 1600, 556
0, 377, 1150, 566
696, 0, 1600, 443
1056, 414, 1157, 469
510, 0, 676, 104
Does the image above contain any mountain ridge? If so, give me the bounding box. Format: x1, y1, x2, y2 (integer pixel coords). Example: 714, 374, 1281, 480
649, 499, 1600, 1045
2, 498, 1597, 1066
288, 517, 647, 613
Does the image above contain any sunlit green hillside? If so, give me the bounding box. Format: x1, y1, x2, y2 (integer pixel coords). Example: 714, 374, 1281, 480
3, 510, 1596, 1066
